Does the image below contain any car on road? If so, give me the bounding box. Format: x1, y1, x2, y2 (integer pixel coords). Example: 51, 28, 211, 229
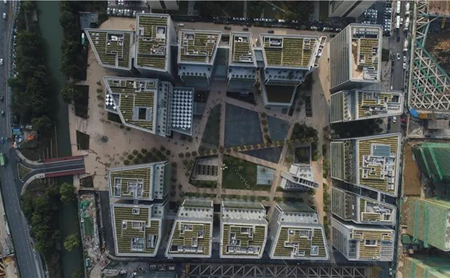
243, 27, 249, 31
0, 96, 3, 102
2, 13, 5, 20
393, 116, 397, 123
224, 26, 231, 30
1, 111, 4, 117
0, 153, 5, 166
267, 30, 274, 33
0, 59, 3, 65
396, 53, 401, 60
403, 62, 407, 70
177, 23, 184, 27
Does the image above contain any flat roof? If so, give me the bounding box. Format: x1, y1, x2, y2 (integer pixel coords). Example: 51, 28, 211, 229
332, 218, 394, 261
166, 199, 213, 258
331, 187, 396, 225
135, 13, 170, 71
260, 34, 319, 69
230, 33, 256, 66
108, 162, 169, 201
349, 25, 382, 81
111, 203, 164, 256
85, 29, 133, 70
330, 90, 403, 123
221, 203, 268, 259
178, 30, 221, 64
104, 77, 160, 133
357, 134, 400, 195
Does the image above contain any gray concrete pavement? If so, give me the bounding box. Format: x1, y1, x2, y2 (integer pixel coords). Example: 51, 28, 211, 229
0, 2, 45, 278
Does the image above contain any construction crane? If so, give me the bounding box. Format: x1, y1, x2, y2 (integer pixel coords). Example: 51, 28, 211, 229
442, 0, 450, 29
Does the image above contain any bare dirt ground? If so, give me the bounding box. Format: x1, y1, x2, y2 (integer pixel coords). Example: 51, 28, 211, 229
402, 142, 422, 196
425, 30, 450, 74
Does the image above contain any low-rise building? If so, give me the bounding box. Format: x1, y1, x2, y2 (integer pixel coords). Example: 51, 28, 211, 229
330, 134, 401, 196
330, 24, 382, 92
279, 164, 318, 191
178, 29, 222, 90
259, 34, 325, 108
85, 29, 134, 72
227, 33, 257, 91
108, 162, 170, 201
111, 202, 166, 257
330, 90, 403, 123
405, 197, 450, 252
103, 77, 194, 136
268, 203, 329, 260
331, 218, 394, 262
166, 199, 214, 258
331, 187, 396, 225
220, 201, 268, 259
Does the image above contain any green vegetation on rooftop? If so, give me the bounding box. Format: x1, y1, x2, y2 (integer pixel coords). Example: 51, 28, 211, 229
180, 32, 220, 63
263, 36, 316, 67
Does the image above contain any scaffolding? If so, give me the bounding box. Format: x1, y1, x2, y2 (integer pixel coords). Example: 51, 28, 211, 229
186, 264, 375, 278
408, 0, 450, 111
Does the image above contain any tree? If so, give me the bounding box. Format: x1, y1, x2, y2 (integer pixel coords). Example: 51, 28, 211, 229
60, 81, 78, 103
64, 233, 80, 251
60, 182, 76, 204
31, 116, 53, 132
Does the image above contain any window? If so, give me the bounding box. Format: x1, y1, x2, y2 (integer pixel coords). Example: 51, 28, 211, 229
364, 240, 377, 246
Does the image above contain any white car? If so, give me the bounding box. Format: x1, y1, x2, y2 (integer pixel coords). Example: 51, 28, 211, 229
0, 59, 3, 65
396, 53, 401, 60
393, 116, 397, 123
2, 12, 5, 19
403, 62, 407, 70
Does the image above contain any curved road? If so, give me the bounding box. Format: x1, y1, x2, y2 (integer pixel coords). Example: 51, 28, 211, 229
0, 2, 45, 278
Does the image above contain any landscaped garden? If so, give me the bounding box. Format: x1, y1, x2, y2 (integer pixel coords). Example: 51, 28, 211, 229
222, 155, 271, 191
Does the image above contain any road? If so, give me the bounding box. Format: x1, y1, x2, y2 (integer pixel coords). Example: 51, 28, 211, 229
0, 2, 45, 278
389, 1, 410, 91
19, 155, 85, 183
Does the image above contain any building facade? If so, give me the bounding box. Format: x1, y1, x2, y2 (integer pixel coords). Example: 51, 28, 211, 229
329, 1, 376, 18
227, 32, 257, 91
259, 34, 325, 108
177, 30, 222, 90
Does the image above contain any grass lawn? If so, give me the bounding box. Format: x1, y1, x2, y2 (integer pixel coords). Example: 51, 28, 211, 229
17, 163, 32, 181
222, 155, 271, 191
200, 104, 221, 150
